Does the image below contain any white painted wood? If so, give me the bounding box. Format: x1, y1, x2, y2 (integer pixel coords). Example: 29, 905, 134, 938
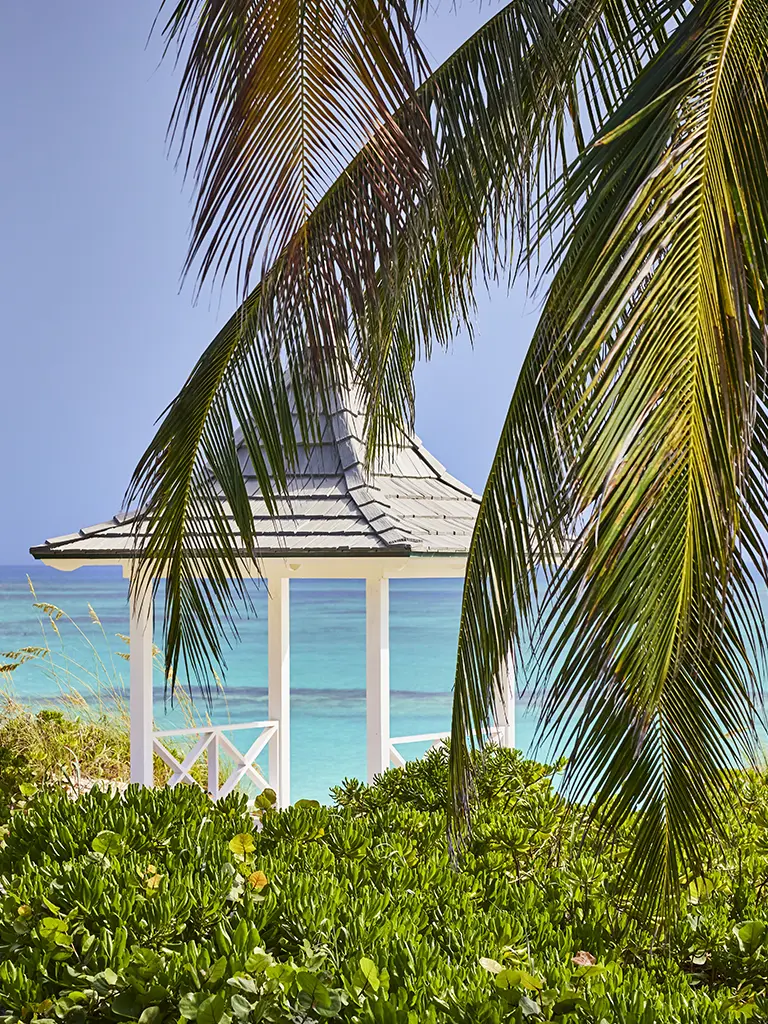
389, 745, 407, 770
389, 731, 450, 770
217, 729, 273, 799
152, 721, 278, 800
390, 731, 450, 746
207, 731, 219, 797
268, 577, 291, 807
366, 576, 390, 781
129, 577, 154, 786
154, 720, 276, 737
36, 554, 471, 578
239, 556, 470, 580
492, 653, 516, 749
154, 733, 213, 788
152, 739, 187, 779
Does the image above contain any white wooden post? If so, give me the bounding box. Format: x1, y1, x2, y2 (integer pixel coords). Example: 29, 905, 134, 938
366, 576, 390, 781
207, 733, 219, 798
493, 652, 516, 749
129, 575, 154, 785
268, 577, 291, 808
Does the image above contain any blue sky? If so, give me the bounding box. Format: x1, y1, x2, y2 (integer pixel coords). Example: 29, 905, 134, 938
0, 1, 540, 564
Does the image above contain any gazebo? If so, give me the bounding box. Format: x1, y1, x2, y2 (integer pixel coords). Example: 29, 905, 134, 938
30, 393, 514, 805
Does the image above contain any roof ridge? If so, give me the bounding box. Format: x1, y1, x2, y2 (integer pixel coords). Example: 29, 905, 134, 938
409, 433, 481, 503
329, 398, 414, 550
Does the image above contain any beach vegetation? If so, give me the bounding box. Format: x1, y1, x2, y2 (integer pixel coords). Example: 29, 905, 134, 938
0, 696, 219, 819
0, 583, 230, 813
1, 747, 767, 1021
0, 699, 129, 814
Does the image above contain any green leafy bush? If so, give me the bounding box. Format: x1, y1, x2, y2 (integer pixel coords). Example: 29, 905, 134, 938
0, 747, 767, 1022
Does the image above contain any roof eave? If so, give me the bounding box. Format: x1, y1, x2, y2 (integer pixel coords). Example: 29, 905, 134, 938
29, 543, 477, 561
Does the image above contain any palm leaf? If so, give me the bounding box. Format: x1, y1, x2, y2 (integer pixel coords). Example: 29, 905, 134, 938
158, 0, 432, 293
452, 0, 768, 913
131, 0, 682, 696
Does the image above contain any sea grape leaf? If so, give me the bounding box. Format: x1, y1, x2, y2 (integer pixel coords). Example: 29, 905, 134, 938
571, 951, 597, 967
229, 993, 253, 1019
179, 992, 206, 1020
689, 876, 716, 902
229, 834, 255, 857
92, 830, 123, 856
736, 921, 767, 954
197, 994, 227, 1024
112, 992, 144, 1019
519, 994, 541, 1017
297, 971, 332, 1009
129, 948, 165, 981
38, 917, 71, 947
92, 968, 119, 995
267, 962, 294, 984
138, 1008, 163, 1024
228, 976, 259, 995
552, 993, 583, 1014
247, 870, 268, 890
353, 957, 380, 995
244, 948, 274, 974
495, 969, 542, 992
479, 957, 504, 975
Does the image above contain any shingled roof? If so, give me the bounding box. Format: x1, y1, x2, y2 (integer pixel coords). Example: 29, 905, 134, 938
31, 393, 481, 562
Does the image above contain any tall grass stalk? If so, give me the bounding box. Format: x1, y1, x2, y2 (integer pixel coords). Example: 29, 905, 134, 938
0, 578, 235, 806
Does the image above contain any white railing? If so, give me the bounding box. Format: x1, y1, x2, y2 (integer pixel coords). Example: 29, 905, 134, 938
153, 720, 278, 801
389, 723, 512, 769
389, 731, 450, 769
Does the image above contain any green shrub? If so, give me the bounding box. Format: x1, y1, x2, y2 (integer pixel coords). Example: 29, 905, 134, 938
0, 747, 766, 1022
0, 707, 130, 807
0, 706, 212, 820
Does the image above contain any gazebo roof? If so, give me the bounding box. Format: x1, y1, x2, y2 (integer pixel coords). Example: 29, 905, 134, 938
31, 394, 481, 562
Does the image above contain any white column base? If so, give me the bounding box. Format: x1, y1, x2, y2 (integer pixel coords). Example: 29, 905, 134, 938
268, 577, 291, 808
366, 576, 390, 782
493, 653, 516, 749
129, 576, 154, 785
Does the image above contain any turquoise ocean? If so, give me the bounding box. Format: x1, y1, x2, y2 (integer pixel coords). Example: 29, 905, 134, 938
0, 565, 539, 802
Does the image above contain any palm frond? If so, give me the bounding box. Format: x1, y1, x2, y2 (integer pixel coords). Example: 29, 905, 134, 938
452, 0, 768, 913
131, 0, 682, 695
158, 0, 431, 292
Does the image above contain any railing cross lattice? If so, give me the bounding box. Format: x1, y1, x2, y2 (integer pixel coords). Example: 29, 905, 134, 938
152, 720, 278, 801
